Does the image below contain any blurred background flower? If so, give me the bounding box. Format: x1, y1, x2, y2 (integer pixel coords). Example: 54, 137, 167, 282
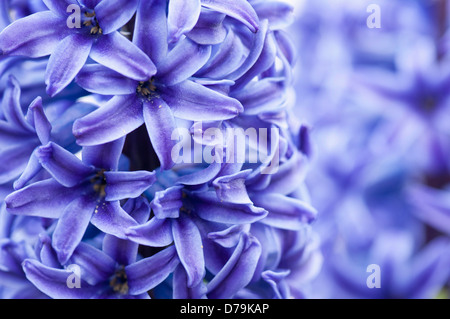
289, 0, 450, 298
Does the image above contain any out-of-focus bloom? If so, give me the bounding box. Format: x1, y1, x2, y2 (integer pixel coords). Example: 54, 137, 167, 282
290, 0, 450, 299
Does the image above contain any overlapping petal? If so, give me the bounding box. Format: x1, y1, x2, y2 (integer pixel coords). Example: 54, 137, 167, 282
0, 11, 68, 57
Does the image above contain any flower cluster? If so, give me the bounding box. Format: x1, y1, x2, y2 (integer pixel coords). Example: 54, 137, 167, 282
291, 0, 450, 298
0, 0, 321, 299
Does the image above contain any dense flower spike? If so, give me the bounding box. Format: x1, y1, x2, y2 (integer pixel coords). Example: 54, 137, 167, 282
3, 0, 447, 301
0, 0, 323, 300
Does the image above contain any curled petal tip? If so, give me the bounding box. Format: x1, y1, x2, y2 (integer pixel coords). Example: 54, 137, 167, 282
72, 122, 87, 144
28, 96, 43, 110
56, 249, 71, 265
35, 142, 61, 166
4, 195, 12, 209
12, 180, 23, 191
45, 83, 60, 98
21, 259, 31, 271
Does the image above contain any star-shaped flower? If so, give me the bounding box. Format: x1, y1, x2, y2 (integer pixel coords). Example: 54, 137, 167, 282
0, 0, 155, 96
5, 138, 156, 264
22, 198, 180, 299
73, 0, 244, 170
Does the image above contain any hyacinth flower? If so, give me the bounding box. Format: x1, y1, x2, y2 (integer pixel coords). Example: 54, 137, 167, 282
21, 198, 181, 299
0, 238, 48, 299
73, 0, 248, 170
166, 0, 259, 43
0, 76, 50, 184
322, 230, 450, 299
126, 184, 268, 297
126, 133, 317, 298
0, 75, 92, 186
231, 224, 322, 299
0, 0, 155, 96
5, 138, 156, 264
0, 204, 50, 299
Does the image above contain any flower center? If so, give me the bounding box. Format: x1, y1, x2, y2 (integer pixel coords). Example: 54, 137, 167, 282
109, 266, 129, 295
136, 78, 159, 99
90, 169, 107, 198
83, 10, 103, 35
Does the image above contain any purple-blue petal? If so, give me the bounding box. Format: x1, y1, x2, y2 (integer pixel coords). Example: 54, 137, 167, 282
168, 0, 201, 43
52, 195, 96, 264
160, 80, 243, 121
200, 0, 259, 32
36, 142, 94, 188
143, 99, 178, 171
150, 186, 183, 219
172, 215, 205, 288
212, 169, 252, 204
28, 97, 52, 145
13, 149, 42, 190
42, 0, 77, 17
69, 242, 116, 286
191, 191, 268, 224
253, 1, 294, 30
226, 20, 268, 81
103, 197, 151, 266
126, 245, 180, 295
206, 233, 261, 298
176, 160, 222, 186
157, 38, 211, 86
156, 38, 211, 86
126, 217, 174, 247
104, 170, 156, 201
186, 10, 227, 45
94, 0, 139, 35
22, 259, 97, 299
173, 264, 207, 299
0, 143, 35, 184
207, 224, 250, 248
261, 269, 291, 299
0, 11, 68, 57
76, 64, 137, 95
45, 32, 93, 97
250, 193, 317, 229
89, 32, 156, 81
133, 0, 168, 64
90, 201, 138, 239
196, 28, 246, 79
73, 95, 144, 146
82, 137, 125, 171
2, 75, 34, 132
5, 179, 83, 218
234, 31, 278, 90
